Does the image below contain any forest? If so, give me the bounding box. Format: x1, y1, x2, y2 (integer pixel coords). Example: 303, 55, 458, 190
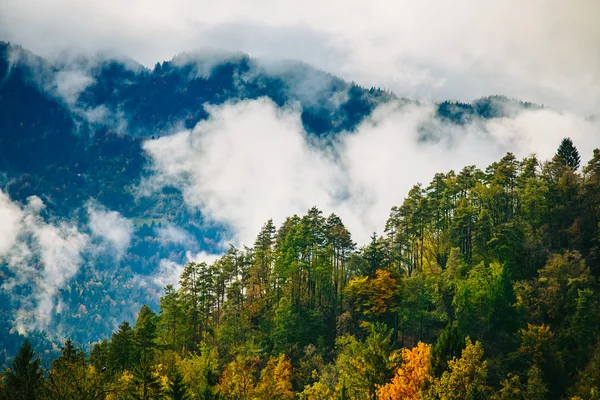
1, 137, 599, 399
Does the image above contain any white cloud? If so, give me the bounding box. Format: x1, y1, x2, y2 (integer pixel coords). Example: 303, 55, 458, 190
152, 251, 222, 290
143, 98, 600, 248
87, 201, 133, 259
0, 193, 89, 334
1, 0, 598, 113
155, 224, 194, 244
0, 191, 23, 255
143, 98, 338, 246
53, 69, 95, 106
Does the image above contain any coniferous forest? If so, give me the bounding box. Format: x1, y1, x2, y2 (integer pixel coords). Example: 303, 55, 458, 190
2, 138, 599, 400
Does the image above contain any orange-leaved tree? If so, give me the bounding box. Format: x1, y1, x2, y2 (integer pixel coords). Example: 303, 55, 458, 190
377, 342, 431, 400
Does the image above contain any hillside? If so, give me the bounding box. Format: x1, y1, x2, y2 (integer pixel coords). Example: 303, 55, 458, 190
1, 139, 599, 399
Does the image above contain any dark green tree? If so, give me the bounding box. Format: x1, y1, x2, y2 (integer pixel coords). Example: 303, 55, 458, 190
131, 359, 162, 400
135, 305, 158, 358
431, 323, 465, 377
3, 340, 44, 400
167, 367, 190, 400
555, 137, 581, 170
89, 339, 110, 372
109, 321, 136, 373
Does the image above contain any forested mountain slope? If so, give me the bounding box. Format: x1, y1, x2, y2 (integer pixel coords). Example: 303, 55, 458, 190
2, 140, 599, 399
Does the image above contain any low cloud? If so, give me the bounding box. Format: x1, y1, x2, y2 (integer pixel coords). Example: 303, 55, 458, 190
1, 0, 599, 113
4, 46, 131, 133
53, 69, 95, 106
152, 251, 222, 290
143, 98, 600, 248
87, 201, 133, 259
0, 196, 137, 334
155, 224, 195, 245
0, 192, 88, 334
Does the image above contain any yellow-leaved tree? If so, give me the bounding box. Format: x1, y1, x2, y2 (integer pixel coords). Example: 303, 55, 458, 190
216, 354, 258, 400
377, 342, 432, 400
345, 269, 399, 317
428, 338, 488, 400
254, 354, 295, 400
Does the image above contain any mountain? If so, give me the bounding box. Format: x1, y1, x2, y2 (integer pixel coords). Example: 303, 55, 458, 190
0, 41, 546, 363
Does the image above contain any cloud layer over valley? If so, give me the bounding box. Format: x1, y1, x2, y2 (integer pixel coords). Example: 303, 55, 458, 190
0, 192, 89, 334
143, 98, 600, 248
0, 193, 138, 334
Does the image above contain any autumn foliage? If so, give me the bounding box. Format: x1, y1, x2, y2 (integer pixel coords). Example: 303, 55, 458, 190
377, 342, 432, 400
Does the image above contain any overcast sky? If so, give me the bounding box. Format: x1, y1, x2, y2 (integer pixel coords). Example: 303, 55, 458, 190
1, 0, 599, 114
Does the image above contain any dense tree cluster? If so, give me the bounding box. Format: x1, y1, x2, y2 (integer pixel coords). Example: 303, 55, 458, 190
2, 139, 599, 399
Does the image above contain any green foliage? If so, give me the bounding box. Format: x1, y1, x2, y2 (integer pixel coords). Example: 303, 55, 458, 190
130, 359, 163, 400
45, 341, 109, 400
430, 323, 464, 378
109, 321, 136, 373
2, 340, 43, 400
556, 137, 581, 170
4, 143, 600, 400
492, 366, 548, 400
167, 367, 190, 400
135, 305, 158, 358
429, 338, 488, 400
335, 323, 397, 400
178, 343, 220, 399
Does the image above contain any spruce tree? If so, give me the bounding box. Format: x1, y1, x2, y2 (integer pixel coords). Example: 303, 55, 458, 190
135, 305, 158, 358
3, 339, 44, 400
555, 137, 581, 170
132, 358, 162, 400
431, 323, 465, 377
167, 368, 190, 400
109, 321, 136, 373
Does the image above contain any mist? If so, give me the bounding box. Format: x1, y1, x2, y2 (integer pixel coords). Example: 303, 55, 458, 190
0, 192, 88, 334
1, 0, 599, 113
143, 97, 600, 249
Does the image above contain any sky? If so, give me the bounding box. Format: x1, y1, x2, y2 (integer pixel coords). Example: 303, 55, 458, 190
1, 0, 599, 114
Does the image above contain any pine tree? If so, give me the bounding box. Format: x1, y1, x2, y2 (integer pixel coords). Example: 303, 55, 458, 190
525, 365, 548, 400
54, 339, 85, 368
46, 340, 108, 400
135, 304, 158, 358
430, 323, 465, 377
431, 338, 488, 400
555, 137, 581, 170
158, 285, 186, 354
110, 321, 136, 373
131, 359, 162, 400
89, 338, 110, 372
3, 340, 44, 400
167, 368, 190, 400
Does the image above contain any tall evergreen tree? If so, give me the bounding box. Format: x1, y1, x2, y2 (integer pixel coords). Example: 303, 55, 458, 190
167, 367, 190, 400
135, 305, 158, 358
131, 359, 162, 400
555, 137, 581, 170
110, 321, 136, 373
3, 340, 44, 400
431, 323, 465, 377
